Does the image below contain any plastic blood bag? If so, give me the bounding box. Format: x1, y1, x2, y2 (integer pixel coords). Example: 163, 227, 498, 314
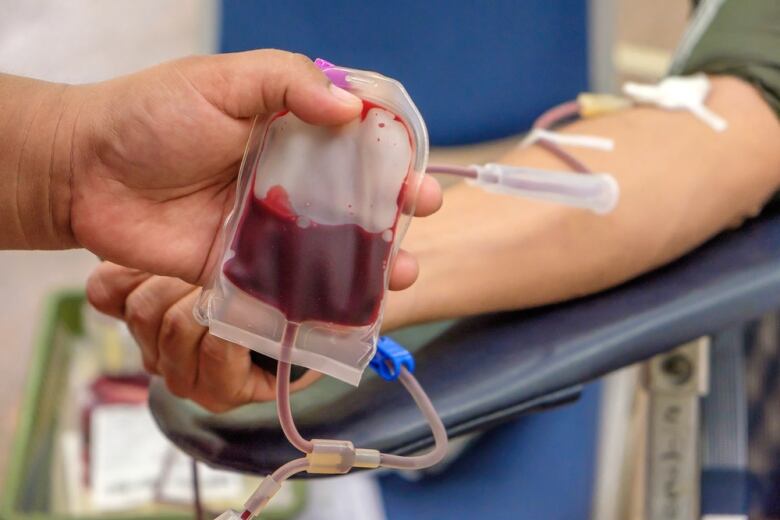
196, 65, 428, 385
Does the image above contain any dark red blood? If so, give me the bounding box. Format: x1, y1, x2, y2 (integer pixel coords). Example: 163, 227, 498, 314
224, 100, 412, 326
224, 186, 393, 326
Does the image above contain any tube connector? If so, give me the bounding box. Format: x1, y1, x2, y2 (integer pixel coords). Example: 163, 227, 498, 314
305, 440, 381, 473
306, 439, 356, 474
354, 448, 382, 469
577, 93, 633, 117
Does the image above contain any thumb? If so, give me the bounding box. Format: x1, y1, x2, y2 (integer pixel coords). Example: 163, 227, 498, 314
182, 49, 363, 125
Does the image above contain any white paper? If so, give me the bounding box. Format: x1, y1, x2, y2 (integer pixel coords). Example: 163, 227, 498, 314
90, 403, 242, 511
296, 473, 386, 520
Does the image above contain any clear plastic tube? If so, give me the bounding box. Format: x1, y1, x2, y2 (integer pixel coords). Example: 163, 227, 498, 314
237, 254, 449, 518
276, 360, 313, 453
471, 163, 619, 214
276, 357, 447, 470
379, 367, 448, 470
536, 139, 592, 173
533, 100, 580, 130
270, 457, 310, 481
276, 324, 313, 453
425, 164, 478, 178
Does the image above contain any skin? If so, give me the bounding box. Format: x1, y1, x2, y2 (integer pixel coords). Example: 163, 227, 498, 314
0, 50, 442, 412
88, 76, 780, 412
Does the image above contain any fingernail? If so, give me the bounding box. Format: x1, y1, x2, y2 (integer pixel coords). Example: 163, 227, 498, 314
328, 83, 362, 107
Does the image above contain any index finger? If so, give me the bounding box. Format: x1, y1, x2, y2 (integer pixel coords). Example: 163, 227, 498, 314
87, 262, 153, 319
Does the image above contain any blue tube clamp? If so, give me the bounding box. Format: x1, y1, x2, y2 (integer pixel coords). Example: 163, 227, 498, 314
369, 336, 415, 381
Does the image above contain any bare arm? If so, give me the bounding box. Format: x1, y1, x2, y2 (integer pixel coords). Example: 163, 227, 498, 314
384, 76, 780, 329
0, 74, 80, 249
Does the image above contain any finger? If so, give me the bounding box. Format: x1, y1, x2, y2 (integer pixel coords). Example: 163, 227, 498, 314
124, 276, 196, 374
289, 370, 322, 394
414, 175, 443, 217
86, 262, 152, 318
156, 290, 206, 398
186, 50, 362, 125
388, 249, 419, 291
403, 174, 443, 217
191, 334, 273, 412
191, 344, 324, 412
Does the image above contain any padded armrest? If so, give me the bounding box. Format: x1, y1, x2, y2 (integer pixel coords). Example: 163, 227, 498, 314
151, 210, 780, 475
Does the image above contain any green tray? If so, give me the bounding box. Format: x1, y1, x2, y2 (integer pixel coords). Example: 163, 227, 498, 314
1, 290, 305, 520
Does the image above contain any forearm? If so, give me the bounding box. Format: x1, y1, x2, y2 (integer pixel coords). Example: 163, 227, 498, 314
384, 76, 780, 329
0, 74, 82, 249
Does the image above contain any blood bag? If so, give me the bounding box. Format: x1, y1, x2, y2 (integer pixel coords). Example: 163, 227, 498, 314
195, 64, 428, 385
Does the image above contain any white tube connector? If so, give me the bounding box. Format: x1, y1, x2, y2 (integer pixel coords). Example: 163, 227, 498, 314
470, 163, 619, 214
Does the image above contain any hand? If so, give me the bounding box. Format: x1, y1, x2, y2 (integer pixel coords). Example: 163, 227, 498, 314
68, 50, 378, 283
87, 178, 442, 412
79, 49, 442, 411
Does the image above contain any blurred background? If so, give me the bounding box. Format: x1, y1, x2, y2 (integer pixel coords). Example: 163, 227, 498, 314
0, 1, 692, 518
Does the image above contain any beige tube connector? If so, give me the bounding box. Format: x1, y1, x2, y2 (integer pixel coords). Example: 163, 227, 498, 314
306, 439, 381, 474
